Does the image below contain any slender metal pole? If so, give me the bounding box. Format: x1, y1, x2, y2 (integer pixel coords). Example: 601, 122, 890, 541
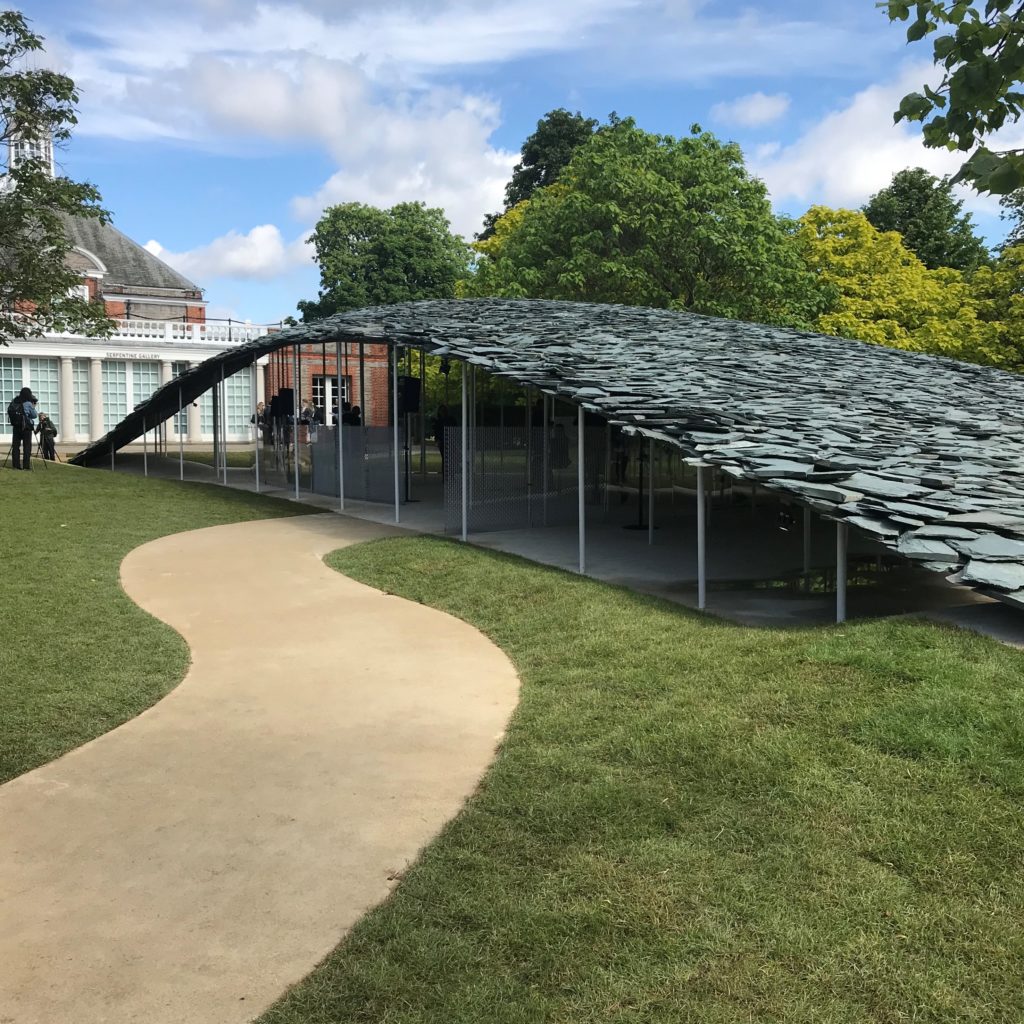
336, 340, 344, 512
836, 521, 848, 624
542, 393, 550, 526
697, 464, 707, 610
578, 408, 586, 574
359, 342, 368, 498
111, 446, 114, 471
220, 365, 227, 484
212, 381, 219, 482
419, 347, 426, 477
293, 344, 300, 501
178, 385, 184, 481
252, 361, 260, 494
648, 438, 654, 545
461, 366, 468, 542
526, 386, 533, 527
803, 506, 812, 589
142, 416, 148, 477
392, 344, 400, 524
604, 422, 611, 514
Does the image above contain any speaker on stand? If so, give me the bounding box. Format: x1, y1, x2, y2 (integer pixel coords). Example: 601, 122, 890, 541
398, 375, 421, 502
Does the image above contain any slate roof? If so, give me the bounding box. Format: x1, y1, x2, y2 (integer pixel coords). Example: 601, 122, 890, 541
62, 215, 201, 294
71, 298, 1024, 609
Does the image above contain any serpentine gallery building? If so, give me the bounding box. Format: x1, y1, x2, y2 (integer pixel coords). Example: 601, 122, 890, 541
72, 298, 1024, 626
1, 136, 391, 443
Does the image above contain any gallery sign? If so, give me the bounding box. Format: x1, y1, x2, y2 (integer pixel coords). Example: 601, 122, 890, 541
105, 351, 161, 360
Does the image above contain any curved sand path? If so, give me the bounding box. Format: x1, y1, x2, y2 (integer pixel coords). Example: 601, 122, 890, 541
0, 514, 519, 1024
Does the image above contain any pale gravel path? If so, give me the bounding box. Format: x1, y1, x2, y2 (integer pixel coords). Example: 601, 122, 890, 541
0, 514, 519, 1024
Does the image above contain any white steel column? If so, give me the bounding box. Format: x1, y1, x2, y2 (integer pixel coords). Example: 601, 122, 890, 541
59, 356, 73, 444
542, 393, 550, 527
392, 344, 400, 524
252, 361, 261, 495
578, 409, 586, 574
836, 521, 848, 624
697, 464, 707, 610
89, 357, 104, 442
292, 345, 300, 501
178, 385, 184, 481
419, 347, 426, 477
803, 507, 812, 588
460, 367, 468, 542
219, 365, 227, 484
648, 438, 655, 545
187, 362, 202, 443
335, 340, 344, 511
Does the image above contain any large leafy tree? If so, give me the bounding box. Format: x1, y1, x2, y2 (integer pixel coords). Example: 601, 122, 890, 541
863, 166, 990, 270
478, 108, 598, 239
796, 205, 1017, 366
463, 118, 831, 330
0, 10, 110, 343
885, 0, 1024, 194
298, 201, 470, 321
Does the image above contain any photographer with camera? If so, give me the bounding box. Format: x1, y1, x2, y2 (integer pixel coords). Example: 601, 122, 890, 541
35, 411, 58, 461
7, 387, 37, 470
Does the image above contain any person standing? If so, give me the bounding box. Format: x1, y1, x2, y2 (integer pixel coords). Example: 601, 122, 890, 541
35, 411, 57, 461
7, 387, 37, 470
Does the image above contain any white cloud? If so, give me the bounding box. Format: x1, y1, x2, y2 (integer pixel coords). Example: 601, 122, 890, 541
144, 224, 312, 281
751, 63, 1024, 215
711, 91, 790, 127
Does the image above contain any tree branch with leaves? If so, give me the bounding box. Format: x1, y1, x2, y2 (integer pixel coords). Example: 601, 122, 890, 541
0, 10, 112, 343
886, 0, 1024, 194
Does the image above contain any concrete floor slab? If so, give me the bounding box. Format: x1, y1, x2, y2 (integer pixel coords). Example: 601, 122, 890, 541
0, 514, 519, 1024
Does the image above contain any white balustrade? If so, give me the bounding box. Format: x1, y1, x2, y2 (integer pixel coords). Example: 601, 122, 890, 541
42, 318, 275, 345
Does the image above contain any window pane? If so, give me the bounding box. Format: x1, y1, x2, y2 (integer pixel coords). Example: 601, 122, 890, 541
73, 361, 90, 435
102, 361, 127, 431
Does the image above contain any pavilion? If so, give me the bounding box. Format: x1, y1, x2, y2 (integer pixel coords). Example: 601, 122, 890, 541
71, 298, 1024, 624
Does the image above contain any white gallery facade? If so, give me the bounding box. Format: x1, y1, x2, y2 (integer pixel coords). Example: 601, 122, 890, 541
2, 139, 272, 446
2, 319, 271, 446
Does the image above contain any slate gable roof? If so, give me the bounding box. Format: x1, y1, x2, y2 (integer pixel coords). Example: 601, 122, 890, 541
62, 215, 201, 294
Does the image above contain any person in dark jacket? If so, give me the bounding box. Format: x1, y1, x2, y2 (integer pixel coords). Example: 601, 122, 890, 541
35, 411, 57, 460
8, 386, 37, 470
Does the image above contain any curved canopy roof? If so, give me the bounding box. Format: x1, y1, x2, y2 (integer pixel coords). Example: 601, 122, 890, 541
72, 298, 1024, 608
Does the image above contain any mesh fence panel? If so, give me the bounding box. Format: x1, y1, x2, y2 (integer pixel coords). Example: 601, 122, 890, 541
444, 425, 608, 534
309, 425, 396, 502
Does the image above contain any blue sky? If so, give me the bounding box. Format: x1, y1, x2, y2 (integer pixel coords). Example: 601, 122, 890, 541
19, 0, 1022, 323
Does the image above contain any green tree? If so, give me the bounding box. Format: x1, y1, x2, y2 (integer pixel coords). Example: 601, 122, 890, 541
970, 243, 1024, 366
885, 0, 1024, 194
796, 205, 1011, 365
863, 166, 990, 270
0, 10, 110, 343
298, 201, 470, 321
464, 118, 830, 330
478, 108, 598, 239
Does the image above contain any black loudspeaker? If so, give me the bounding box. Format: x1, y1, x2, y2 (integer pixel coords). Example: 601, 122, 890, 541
397, 375, 421, 416
275, 388, 294, 418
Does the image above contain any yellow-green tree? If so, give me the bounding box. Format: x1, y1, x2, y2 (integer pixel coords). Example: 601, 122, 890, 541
795, 206, 1011, 366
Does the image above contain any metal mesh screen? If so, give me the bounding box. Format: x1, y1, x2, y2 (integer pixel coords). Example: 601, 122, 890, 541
444, 424, 608, 534
309, 425, 396, 502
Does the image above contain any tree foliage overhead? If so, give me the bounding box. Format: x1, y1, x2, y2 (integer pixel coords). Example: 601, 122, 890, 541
0, 10, 110, 343
863, 166, 990, 270
478, 108, 598, 239
463, 118, 831, 330
297, 201, 470, 322
885, 0, 1024, 194
797, 205, 1024, 369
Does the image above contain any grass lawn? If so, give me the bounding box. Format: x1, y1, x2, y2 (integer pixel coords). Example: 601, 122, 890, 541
183, 449, 256, 468
262, 536, 1024, 1024
0, 463, 312, 784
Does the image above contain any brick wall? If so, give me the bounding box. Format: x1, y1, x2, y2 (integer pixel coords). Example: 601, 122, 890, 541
262, 342, 392, 426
